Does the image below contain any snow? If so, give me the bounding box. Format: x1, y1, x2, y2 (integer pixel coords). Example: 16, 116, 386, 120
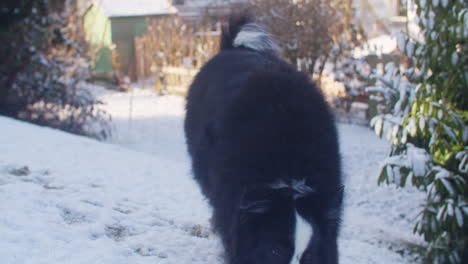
184, 0, 246, 7
455, 207, 464, 227
183, 0, 221, 7
97, 0, 177, 18
408, 144, 431, 177
451, 51, 459, 65
406, 41, 415, 58
0, 88, 425, 263
420, 0, 427, 8
353, 35, 398, 58
440, 178, 455, 196
95, 0, 243, 17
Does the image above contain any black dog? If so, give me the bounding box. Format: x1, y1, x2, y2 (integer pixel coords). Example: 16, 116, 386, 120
185, 14, 343, 264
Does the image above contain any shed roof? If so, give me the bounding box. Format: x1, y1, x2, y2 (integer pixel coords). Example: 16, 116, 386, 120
96, 0, 177, 18
183, 0, 245, 7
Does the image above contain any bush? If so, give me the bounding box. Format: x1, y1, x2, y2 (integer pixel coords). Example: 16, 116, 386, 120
367, 0, 467, 262
244, 0, 364, 78
0, 0, 110, 139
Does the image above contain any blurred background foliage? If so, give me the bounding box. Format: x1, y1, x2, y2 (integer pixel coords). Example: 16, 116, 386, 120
0, 0, 110, 139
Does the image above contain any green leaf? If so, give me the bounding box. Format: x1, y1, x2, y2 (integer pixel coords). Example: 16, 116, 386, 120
377, 166, 388, 185
436, 204, 447, 221
442, 124, 457, 141
454, 207, 464, 227
440, 178, 455, 196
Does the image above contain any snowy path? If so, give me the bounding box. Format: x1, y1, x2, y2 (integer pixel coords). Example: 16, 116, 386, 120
0, 90, 424, 263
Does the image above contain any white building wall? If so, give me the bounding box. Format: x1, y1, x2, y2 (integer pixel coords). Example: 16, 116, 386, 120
354, 0, 405, 36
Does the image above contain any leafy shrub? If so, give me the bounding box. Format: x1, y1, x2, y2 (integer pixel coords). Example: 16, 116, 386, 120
0, 0, 110, 139
367, 0, 467, 262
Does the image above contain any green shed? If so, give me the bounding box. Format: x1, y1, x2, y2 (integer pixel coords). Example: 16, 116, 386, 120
83, 0, 177, 80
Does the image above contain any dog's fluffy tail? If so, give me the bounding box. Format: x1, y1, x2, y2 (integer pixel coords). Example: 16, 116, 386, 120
220, 13, 279, 53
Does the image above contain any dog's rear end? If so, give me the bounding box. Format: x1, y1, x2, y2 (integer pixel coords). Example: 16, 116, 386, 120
185, 14, 343, 264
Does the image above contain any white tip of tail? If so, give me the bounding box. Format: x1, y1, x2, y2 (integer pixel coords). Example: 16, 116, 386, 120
290, 210, 313, 264
233, 23, 280, 53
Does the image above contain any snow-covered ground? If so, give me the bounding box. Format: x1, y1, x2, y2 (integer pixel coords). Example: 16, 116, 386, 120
0, 89, 425, 263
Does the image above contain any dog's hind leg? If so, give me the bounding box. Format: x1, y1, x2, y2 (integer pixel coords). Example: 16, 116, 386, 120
295, 187, 343, 264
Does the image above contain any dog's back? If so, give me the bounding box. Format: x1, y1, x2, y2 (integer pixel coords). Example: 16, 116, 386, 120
185, 14, 342, 264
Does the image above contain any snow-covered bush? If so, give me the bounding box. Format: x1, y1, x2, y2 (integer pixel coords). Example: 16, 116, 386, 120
367, 0, 467, 262
0, 0, 110, 139
329, 41, 370, 113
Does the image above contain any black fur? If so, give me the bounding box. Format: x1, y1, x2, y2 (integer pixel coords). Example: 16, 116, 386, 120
220, 13, 255, 51
185, 14, 343, 264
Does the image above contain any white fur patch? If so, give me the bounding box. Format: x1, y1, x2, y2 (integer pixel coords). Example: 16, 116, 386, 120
290, 210, 313, 264
270, 179, 315, 199
233, 23, 279, 52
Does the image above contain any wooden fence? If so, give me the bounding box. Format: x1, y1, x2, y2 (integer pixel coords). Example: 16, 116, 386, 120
133, 16, 220, 95
152, 66, 199, 96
